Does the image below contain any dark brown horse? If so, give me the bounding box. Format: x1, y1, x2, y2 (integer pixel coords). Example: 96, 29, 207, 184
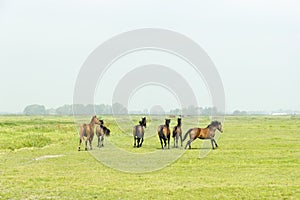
133, 117, 147, 148
158, 119, 171, 149
172, 117, 182, 148
96, 120, 110, 147
78, 115, 101, 151
183, 121, 223, 150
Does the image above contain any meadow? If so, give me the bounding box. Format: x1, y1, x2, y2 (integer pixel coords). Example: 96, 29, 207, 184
0, 115, 299, 199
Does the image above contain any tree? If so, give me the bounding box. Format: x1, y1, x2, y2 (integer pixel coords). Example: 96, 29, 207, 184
112, 103, 127, 115
23, 104, 46, 115
232, 110, 247, 115
56, 104, 73, 115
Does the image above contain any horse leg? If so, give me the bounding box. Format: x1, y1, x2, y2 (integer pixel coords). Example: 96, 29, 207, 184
90, 133, 94, 150
180, 134, 183, 147
134, 137, 136, 147
160, 137, 164, 149
167, 135, 170, 149
85, 139, 88, 151
211, 139, 215, 149
163, 139, 167, 149
78, 138, 82, 151
175, 135, 179, 148
185, 138, 194, 149
98, 136, 101, 147
173, 136, 176, 148
137, 138, 141, 148
213, 139, 218, 148
89, 138, 93, 150
98, 135, 101, 148
101, 136, 104, 147
140, 138, 144, 147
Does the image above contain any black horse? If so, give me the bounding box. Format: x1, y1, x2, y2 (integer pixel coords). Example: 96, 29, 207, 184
157, 119, 171, 149
133, 117, 147, 148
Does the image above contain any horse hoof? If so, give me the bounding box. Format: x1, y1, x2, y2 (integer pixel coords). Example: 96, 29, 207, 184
85, 148, 88, 151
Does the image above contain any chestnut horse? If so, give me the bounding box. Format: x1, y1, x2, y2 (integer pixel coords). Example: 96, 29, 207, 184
133, 117, 147, 148
172, 117, 182, 148
96, 119, 111, 147
183, 121, 223, 150
158, 119, 171, 149
78, 115, 101, 151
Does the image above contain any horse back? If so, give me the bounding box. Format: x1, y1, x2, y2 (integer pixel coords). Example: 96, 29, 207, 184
133, 125, 144, 138
80, 123, 94, 137
198, 127, 210, 139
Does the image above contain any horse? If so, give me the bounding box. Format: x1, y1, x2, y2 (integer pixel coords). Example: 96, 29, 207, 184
133, 117, 147, 148
172, 117, 182, 148
183, 121, 223, 150
158, 119, 171, 149
96, 120, 111, 148
78, 115, 101, 151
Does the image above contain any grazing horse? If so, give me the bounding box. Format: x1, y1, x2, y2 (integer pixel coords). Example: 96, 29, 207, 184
96, 120, 111, 147
183, 121, 223, 150
158, 119, 171, 149
133, 117, 147, 148
78, 115, 101, 151
172, 117, 182, 148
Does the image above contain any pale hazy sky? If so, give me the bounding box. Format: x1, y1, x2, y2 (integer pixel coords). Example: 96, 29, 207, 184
1, 0, 299, 113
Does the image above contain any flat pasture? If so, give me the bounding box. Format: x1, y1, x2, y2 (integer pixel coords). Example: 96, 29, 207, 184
0, 115, 299, 199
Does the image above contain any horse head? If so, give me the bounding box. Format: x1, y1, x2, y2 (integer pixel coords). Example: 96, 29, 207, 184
142, 117, 147, 128
210, 121, 223, 133
99, 119, 104, 126
165, 119, 171, 127
217, 122, 223, 133
92, 115, 101, 125
177, 118, 182, 126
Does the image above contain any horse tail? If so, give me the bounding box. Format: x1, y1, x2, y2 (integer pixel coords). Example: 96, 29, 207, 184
172, 126, 177, 138
105, 127, 110, 136
133, 126, 137, 137
159, 127, 167, 140
182, 128, 193, 141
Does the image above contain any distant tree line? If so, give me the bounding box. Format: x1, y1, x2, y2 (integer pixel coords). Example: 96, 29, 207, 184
23, 103, 230, 116
23, 103, 127, 115
169, 106, 222, 116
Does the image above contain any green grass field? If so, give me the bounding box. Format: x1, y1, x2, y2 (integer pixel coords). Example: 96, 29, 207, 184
0, 115, 299, 199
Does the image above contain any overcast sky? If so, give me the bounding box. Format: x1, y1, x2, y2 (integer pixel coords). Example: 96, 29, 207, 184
1, 0, 299, 113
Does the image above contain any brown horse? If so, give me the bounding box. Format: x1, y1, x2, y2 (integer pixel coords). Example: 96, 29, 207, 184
78, 115, 101, 151
172, 117, 182, 148
133, 117, 147, 148
96, 120, 111, 147
158, 119, 171, 149
183, 121, 223, 150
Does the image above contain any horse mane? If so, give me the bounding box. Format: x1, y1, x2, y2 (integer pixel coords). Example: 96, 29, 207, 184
90, 115, 97, 123
208, 121, 220, 128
